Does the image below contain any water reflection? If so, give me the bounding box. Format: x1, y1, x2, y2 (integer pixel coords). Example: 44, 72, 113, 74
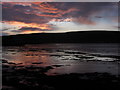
2, 44, 119, 75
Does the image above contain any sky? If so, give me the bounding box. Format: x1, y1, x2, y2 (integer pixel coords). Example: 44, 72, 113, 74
1, 2, 119, 36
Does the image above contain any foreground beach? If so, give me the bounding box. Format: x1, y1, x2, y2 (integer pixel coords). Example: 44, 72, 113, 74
2, 59, 120, 90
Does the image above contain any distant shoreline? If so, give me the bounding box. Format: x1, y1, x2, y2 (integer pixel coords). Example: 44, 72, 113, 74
2, 31, 120, 46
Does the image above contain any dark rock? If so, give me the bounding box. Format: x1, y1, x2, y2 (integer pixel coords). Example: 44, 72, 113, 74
50, 55, 61, 57
1, 59, 8, 63
2, 65, 9, 68
32, 62, 43, 64
52, 65, 64, 67
8, 62, 16, 65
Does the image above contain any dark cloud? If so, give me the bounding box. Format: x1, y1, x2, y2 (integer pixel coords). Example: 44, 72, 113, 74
73, 17, 96, 25
11, 27, 52, 33
53, 2, 116, 16
2, 3, 50, 24
19, 27, 41, 31
48, 2, 117, 25
19, 27, 51, 31
3, 2, 117, 24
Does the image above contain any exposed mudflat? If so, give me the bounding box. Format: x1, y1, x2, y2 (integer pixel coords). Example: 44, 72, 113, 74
2, 44, 120, 90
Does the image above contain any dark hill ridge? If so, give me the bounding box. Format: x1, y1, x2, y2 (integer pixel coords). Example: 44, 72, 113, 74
2, 31, 120, 46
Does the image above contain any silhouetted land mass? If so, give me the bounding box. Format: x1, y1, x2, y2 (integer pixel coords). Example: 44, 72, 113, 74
2, 31, 120, 46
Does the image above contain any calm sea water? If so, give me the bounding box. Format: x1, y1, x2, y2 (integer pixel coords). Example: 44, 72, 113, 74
2, 43, 120, 75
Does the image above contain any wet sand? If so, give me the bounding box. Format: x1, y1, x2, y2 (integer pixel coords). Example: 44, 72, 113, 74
1, 59, 120, 90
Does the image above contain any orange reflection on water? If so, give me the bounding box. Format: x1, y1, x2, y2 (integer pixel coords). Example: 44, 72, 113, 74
8, 50, 52, 67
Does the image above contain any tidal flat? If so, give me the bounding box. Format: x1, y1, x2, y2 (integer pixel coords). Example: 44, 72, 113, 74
2, 43, 120, 90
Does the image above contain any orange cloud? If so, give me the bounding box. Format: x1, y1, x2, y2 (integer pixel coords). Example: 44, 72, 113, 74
33, 2, 58, 11
3, 2, 79, 18
4, 21, 52, 30
2, 2, 80, 35
21, 30, 42, 34
30, 3, 79, 18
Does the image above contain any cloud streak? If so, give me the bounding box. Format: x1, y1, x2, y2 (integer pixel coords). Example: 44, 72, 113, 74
2, 2, 118, 35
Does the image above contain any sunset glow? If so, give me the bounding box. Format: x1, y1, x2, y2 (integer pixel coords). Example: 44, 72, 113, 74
5, 21, 52, 30
2, 2, 118, 35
